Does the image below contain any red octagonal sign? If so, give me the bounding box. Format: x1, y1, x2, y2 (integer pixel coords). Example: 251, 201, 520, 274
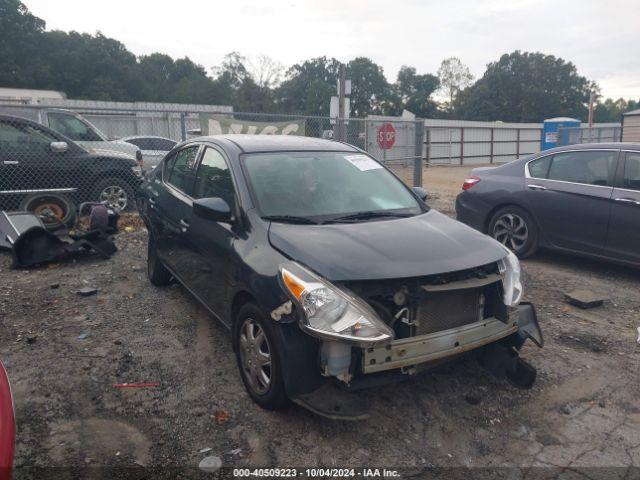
377, 123, 396, 150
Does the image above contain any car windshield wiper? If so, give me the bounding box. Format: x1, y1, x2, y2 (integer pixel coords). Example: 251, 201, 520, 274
323, 211, 414, 224
261, 215, 319, 225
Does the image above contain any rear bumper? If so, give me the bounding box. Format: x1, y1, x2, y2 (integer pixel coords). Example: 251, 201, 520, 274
362, 303, 541, 374
455, 193, 487, 232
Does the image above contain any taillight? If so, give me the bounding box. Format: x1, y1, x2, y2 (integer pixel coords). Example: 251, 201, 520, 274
462, 176, 481, 191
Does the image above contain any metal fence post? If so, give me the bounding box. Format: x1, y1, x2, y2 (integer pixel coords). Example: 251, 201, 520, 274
180, 112, 187, 141
413, 120, 424, 187
490, 128, 494, 164
460, 127, 465, 165
516, 128, 521, 158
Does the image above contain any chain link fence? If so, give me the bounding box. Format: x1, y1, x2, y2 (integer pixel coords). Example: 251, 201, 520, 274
0, 103, 424, 224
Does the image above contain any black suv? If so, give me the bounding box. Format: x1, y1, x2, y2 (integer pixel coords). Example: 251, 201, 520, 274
0, 115, 142, 221
137, 135, 542, 418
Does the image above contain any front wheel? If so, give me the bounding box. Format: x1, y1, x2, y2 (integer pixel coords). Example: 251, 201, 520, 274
488, 206, 538, 258
233, 303, 289, 410
92, 177, 135, 211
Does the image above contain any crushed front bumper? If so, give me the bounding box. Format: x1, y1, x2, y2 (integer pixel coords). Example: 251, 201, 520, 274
362, 303, 541, 374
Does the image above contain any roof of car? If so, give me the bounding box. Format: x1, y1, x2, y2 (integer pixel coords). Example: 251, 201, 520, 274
542, 142, 640, 154
192, 134, 360, 153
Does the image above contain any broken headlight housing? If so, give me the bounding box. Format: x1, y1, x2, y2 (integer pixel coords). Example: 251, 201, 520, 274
279, 263, 394, 346
498, 249, 523, 306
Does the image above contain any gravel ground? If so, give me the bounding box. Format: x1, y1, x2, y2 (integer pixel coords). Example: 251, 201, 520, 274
2, 167, 640, 475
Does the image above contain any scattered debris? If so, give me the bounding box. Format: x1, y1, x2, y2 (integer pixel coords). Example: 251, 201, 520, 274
564, 289, 606, 309
199, 448, 212, 454
211, 410, 230, 424
113, 382, 160, 388
49, 283, 60, 289
637, 326, 640, 344
198, 455, 222, 473
26, 335, 37, 344
77, 332, 89, 340
598, 399, 606, 408
77, 287, 98, 297
559, 404, 573, 415
229, 448, 242, 455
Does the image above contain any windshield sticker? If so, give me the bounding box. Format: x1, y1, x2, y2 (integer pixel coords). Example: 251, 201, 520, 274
344, 154, 382, 171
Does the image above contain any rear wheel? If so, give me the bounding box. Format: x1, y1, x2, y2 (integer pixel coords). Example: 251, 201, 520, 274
233, 303, 289, 410
488, 206, 538, 258
20, 193, 76, 227
147, 238, 172, 286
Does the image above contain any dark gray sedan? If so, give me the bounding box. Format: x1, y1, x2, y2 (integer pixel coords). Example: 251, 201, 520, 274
456, 143, 640, 267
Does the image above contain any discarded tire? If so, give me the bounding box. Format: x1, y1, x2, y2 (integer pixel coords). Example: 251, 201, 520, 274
19, 193, 76, 227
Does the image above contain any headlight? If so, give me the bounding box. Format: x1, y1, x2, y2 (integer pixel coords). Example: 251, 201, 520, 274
498, 249, 523, 306
279, 263, 394, 346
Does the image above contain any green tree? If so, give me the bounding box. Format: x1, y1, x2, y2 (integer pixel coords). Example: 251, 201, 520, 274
437, 57, 473, 114
0, 0, 47, 87
347, 57, 392, 117
393, 65, 440, 117
275, 56, 341, 115
456, 51, 591, 122
594, 98, 640, 123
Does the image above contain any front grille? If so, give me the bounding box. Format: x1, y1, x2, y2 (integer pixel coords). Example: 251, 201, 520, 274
416, 288, 482, 335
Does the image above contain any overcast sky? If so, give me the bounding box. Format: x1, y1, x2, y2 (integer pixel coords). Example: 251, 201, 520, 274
23, 0, 640, 100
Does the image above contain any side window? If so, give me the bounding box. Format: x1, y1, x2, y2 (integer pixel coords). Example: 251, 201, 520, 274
547, 151, 616, 186
154, 139, 177, 151
165, 146, 199, 194
192, 147, 235, 207
622, 153, 640, 191
48, 113, 102, 142
0, 121, 57, 153
528, 156, 551, 179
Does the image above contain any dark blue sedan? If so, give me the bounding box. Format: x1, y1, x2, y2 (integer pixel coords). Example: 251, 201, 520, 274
456, 143, 640, 267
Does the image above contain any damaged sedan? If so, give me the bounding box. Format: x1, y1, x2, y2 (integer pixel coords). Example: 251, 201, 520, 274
137, 135, 543, 418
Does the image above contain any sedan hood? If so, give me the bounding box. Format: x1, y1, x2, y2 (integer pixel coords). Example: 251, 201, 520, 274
268, 210, 507, 281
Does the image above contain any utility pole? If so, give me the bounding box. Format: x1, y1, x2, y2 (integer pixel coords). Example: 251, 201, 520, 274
337, 64, 346, 141
588, 90, 595, 127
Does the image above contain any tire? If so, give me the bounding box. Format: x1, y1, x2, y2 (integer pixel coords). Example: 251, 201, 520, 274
147, 237, 172, 286
488, 206, 538, 258
233, 303, 289, 410
20, 193, 76, 227
91, 177, 135, 212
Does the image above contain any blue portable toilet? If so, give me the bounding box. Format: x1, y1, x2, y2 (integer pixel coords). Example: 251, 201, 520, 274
541, 117, 580, 150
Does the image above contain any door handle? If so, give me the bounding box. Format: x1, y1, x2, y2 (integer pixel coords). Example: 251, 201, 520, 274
527, 184, 547, 191
2, 161, 19, 165
614, 197, 640, 206
179, 219, 190, 232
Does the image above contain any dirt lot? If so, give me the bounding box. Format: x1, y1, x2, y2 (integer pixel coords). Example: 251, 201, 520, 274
2, 165, 640, 475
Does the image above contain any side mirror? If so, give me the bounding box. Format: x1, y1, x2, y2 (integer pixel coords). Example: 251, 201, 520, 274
50, 141, 68, 153
412, 186, 428, 202
193, 197, 232, 223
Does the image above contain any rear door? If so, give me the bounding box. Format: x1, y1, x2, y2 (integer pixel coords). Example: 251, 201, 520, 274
605, 151, 640, 264
524, 149, 618, 254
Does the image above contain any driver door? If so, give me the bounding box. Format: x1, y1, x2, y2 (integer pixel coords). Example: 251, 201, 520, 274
183, 146, 238, 321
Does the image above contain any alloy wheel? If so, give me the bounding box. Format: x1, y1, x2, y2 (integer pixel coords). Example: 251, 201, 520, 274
99, 185, 128, 211
492, 213, 529, 251
238, 318, 272, 395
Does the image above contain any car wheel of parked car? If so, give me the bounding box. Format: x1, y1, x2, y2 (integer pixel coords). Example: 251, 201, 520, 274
20, 193, 77, 227
233, 303, 289, 410
488, 206, 538, 258
92, 177, 134, 211
147, 238, 172, 286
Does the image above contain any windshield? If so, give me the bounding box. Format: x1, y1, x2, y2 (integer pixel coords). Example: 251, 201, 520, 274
243, 151, 423, 220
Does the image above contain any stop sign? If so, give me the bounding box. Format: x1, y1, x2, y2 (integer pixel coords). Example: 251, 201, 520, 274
377, 123, 396, 150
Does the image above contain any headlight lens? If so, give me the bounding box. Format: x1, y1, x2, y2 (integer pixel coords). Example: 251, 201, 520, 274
498, 249, 523, 306
279, 264, 394, 346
